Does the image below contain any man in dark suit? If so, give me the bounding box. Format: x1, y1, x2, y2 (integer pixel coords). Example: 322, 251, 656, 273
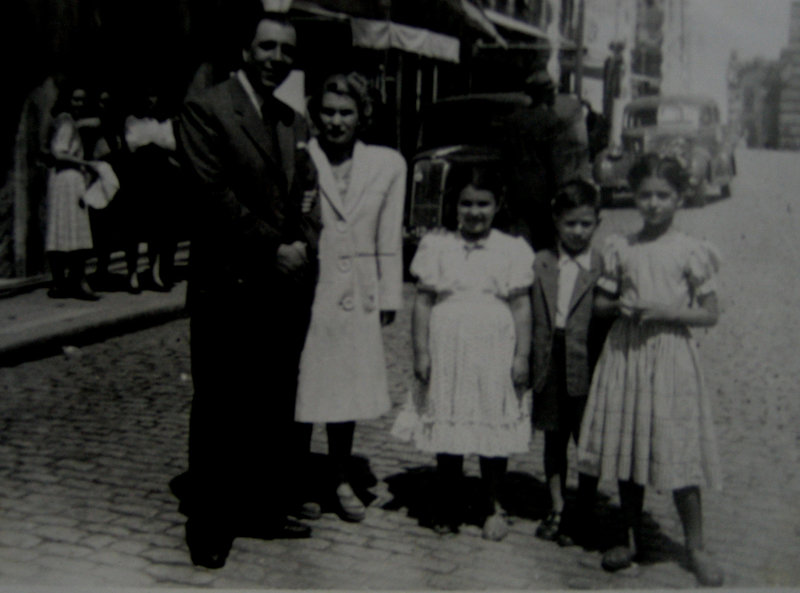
173, 8, 316, 568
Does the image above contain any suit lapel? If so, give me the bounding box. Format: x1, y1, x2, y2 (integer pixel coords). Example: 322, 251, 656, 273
537, 249, 559, 329
308, 138, 346, 219
231, 79, 283, 175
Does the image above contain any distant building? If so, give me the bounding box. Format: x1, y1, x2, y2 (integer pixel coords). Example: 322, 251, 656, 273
727, 54, 781, 149
779, 0, 800, 149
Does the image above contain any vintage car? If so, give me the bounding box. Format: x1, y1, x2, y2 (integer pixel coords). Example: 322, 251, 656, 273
404, 92, 590, 263
593, 95, 736, 206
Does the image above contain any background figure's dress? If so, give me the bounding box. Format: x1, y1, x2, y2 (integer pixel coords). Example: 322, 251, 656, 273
577, 231, 723, 491
400, 230, 534, 457
45, 113, 93, 253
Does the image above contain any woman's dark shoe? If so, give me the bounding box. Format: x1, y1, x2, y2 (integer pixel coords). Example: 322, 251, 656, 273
601, 545, 637, 572
334, 482, 366, 522
688, 549, 724, 587
293, 501, 322, 521
535, 510, 562, 541
185, 519, 233, 569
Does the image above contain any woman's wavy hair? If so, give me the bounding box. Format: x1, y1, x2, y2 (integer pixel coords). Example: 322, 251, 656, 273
307, 71, 373, 134
627, 152, 690, 194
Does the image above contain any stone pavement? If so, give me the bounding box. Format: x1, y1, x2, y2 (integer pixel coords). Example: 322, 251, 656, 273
2, 152, 800, 591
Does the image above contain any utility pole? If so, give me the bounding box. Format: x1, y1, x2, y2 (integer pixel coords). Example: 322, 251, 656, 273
575, 0, 586, 97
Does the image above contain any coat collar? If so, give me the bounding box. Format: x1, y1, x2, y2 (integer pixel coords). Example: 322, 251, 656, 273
307, 138, 369, 220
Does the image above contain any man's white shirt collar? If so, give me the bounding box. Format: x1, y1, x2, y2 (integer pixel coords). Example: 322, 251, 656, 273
236, 70, 263, 116
557, 246, 592, 271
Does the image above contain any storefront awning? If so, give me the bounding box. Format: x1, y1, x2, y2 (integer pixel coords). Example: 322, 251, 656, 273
483, 8, 575, 49
290, 0, 505, 62
351, 18, 460, 62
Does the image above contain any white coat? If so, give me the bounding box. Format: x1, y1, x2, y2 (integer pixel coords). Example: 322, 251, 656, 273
295, 138, 406, 423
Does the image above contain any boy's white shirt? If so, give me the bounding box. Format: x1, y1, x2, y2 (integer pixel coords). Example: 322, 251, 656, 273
555, 246, 592, 329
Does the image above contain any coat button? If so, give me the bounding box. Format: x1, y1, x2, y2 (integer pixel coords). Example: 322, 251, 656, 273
341, 295, 354, 311
336, 220, 347, 233
338, 257, 351, 272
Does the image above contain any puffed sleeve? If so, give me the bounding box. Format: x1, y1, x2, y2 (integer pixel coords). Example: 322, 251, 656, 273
409, 232, 440, 293
596, 234, 625, 295
685, 238, 721, 297
508, 236, 535, 296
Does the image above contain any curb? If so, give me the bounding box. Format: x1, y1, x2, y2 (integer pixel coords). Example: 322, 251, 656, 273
0, 300, 188, 367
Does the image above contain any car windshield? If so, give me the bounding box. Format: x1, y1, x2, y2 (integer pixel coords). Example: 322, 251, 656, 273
625, 104, 702, 128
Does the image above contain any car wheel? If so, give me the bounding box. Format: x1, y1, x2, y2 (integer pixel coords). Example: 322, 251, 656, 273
720, 183, 731, 198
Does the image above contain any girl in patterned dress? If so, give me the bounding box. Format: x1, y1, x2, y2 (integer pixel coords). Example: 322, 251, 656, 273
393, 167, 534, 540
576, 154, 723, 586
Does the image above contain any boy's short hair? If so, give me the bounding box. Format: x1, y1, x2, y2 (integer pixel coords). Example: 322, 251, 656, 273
551, 178, 601, 217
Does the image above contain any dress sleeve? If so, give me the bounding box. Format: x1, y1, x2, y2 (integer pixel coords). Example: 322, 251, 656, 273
508, 236, 535, 295
685, 238, 721, 297
596, 234, 624, 295
50, 115, 76, 157
409, 233, 440, 293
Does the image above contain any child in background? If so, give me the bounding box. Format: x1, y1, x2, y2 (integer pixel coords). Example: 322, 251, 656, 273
531, 179, 605, 547
393, 167, 534, 541
576, 154, 723, 586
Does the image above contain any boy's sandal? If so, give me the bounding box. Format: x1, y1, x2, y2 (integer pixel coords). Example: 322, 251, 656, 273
482, 511, 510, 541
688, 549, 724, 587
334, 482, 366, 523
601, 545, 637, 572
535, 510, 562, 541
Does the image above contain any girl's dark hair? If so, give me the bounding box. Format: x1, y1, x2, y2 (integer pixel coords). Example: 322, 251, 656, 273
307, 71, 373, 133
457, 166, 504, 202
627, 153, 690, 193
552, 178, 600, 217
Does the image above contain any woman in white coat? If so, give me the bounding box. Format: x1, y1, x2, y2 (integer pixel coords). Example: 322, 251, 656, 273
295, 72, 406, 522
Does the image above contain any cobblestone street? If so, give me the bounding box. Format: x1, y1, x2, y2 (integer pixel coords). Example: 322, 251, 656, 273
1, 149, 799, 590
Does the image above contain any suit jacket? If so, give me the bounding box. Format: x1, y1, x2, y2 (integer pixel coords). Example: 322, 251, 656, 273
177, 75, 311, 298
531, 247, 606, 397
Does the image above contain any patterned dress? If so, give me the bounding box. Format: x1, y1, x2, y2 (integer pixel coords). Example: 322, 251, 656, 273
577, 231, 722, 490
45, 113, 93, 253
394, 230, 534, 457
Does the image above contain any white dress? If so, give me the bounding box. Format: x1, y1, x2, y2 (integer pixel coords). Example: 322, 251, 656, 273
577, 231, 723, 490
45, 113, 93, 253
394, 230, 534, 457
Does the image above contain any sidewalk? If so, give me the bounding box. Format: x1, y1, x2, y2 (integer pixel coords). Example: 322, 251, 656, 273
0, 270, 187, 367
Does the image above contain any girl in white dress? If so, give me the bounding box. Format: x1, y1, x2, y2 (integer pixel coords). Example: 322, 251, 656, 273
576, 154, 723, 586
394, 167, 534, 540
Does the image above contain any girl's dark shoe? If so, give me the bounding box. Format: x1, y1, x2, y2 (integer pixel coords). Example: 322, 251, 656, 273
535, 510, 562, 541
334, 482, 366, 522
601, 545, 637, 572
688, 549, 724, 587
